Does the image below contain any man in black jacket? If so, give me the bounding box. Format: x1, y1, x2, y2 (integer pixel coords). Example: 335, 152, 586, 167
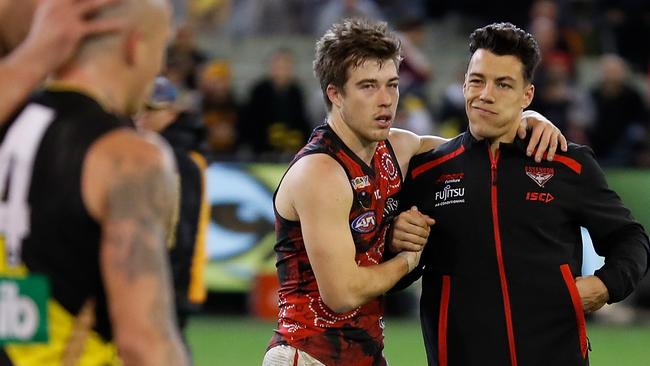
394, 22, 650, 366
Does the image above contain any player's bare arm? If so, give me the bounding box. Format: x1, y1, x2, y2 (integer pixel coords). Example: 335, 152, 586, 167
388, 128, 448, 175
83, 130, 188, 366
276, 154, 422, 313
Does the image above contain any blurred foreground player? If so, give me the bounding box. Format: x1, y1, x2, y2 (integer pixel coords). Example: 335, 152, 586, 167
0, 1, 189, 365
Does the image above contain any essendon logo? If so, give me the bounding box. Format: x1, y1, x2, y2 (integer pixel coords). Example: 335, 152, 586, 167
436, 173, 464, 184
525, 166, 554, 187
351, 211, 376, 233
526, 192, 555, 203
350, 175, 370, 190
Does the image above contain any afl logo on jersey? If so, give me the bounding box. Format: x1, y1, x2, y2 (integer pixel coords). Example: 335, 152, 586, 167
351, 211, 376, 233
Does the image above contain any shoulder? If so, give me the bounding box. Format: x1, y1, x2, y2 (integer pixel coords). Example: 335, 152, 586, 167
83, 128, 177, 221
552, 142, 598, 176
285, 153, 349, 190
410, 133, 466, 166
91, 129, 175, 170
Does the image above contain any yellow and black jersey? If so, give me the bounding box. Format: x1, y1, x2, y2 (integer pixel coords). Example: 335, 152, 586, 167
160, 112, 209, 331
0, 87, 131, 365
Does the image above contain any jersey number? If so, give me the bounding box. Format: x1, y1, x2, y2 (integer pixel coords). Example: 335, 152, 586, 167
0, 105, 54, 267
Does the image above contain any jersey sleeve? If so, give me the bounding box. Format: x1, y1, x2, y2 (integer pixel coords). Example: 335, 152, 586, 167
575, 146, 650, 303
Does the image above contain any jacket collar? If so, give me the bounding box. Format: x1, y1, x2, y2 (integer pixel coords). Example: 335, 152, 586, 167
461, 128, 531, 155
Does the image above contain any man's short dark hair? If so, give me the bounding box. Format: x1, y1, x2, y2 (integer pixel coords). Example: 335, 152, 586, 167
313, 18, 402, 110
469, 22, 541, 83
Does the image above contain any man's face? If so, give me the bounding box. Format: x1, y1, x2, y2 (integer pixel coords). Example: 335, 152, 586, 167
463, 49, 534, 141
335, 58, 399, 143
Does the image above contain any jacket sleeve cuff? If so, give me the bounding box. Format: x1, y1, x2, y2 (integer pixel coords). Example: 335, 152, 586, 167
594, 267, 625, 304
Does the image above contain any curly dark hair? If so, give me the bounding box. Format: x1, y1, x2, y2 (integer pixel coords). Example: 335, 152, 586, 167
313, 18, 402, 110
469, 22, 541, 83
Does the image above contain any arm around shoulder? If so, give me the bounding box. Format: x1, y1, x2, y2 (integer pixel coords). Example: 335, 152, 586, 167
389, 128, 448, 174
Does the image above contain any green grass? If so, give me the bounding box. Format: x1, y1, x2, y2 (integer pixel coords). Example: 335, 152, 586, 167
186, 316, 650, 365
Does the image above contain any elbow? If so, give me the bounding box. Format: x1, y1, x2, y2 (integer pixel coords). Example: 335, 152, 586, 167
320, 290, 362, 313
114, 327, 187, 366
114, 333, 152, 366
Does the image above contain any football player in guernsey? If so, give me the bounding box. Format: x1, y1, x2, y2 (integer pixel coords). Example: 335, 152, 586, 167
263, 18, 568, 366
0, 1, 188, 365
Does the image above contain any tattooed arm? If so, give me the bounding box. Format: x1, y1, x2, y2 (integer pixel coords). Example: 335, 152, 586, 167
83, 129, 188, 366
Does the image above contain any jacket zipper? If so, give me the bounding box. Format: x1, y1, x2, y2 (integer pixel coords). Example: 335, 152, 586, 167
438, 275, 451, 366
560, 264, 589, 358
488, 147, 518, 366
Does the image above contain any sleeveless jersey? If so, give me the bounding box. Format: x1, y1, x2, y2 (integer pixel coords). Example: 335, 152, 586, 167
0, 89, 131, 365
269, 124, 403, 366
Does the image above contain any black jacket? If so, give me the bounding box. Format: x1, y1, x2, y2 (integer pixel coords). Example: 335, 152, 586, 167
397, 131, 649, 366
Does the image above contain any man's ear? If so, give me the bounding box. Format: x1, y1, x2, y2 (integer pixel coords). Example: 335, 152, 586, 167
124, 30, 142, 66
326, 84, 342, 109
522, 84, 535, 109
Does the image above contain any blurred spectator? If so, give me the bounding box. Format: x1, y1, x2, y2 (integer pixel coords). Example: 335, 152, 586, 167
315, 0, 385, 36
374, 0, 427, 24
136, 77, 209, 342
394, 94, 435, 135
435, 0, 533, 29
166, 23, 210, 90
437, 67, 468, 138
199, 60, 241, 157
587, 54, 649, 166
599, 0, 650, 73
395, 16, 433, 100
528, 52, 593, 144
228, 0, 312, 36
239, 48, 311, 160
391, 16, 435, 136
529, 0, 584, 59
188, 0, 231, 30
530, 15, 578, 84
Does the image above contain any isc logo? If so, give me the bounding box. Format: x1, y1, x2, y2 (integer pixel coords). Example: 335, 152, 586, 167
525, 192, 554, 203
0, 282, 39, 340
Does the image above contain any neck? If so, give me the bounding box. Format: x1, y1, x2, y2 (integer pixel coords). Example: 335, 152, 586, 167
327, 109, 378, 165
53, 62, 129, 116
469, 120, 520, 155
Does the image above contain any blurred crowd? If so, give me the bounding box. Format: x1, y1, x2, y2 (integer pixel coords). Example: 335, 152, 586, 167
166, 0, 650, 167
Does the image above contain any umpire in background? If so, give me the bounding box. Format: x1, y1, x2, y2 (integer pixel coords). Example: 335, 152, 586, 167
137, 77, 209, 336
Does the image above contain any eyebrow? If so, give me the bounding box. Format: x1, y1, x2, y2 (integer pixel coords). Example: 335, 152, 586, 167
354, 77, 400, 86
468, 72, 516, 82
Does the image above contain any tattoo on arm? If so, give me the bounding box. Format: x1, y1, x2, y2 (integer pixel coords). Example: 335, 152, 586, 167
103, 156, 181, 356
105, 160, 176, 280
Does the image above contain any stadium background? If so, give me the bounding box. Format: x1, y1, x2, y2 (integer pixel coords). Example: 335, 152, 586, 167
168, 0, 650, 364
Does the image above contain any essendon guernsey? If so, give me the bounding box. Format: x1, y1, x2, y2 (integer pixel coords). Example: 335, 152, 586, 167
269, 124, 402, 365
